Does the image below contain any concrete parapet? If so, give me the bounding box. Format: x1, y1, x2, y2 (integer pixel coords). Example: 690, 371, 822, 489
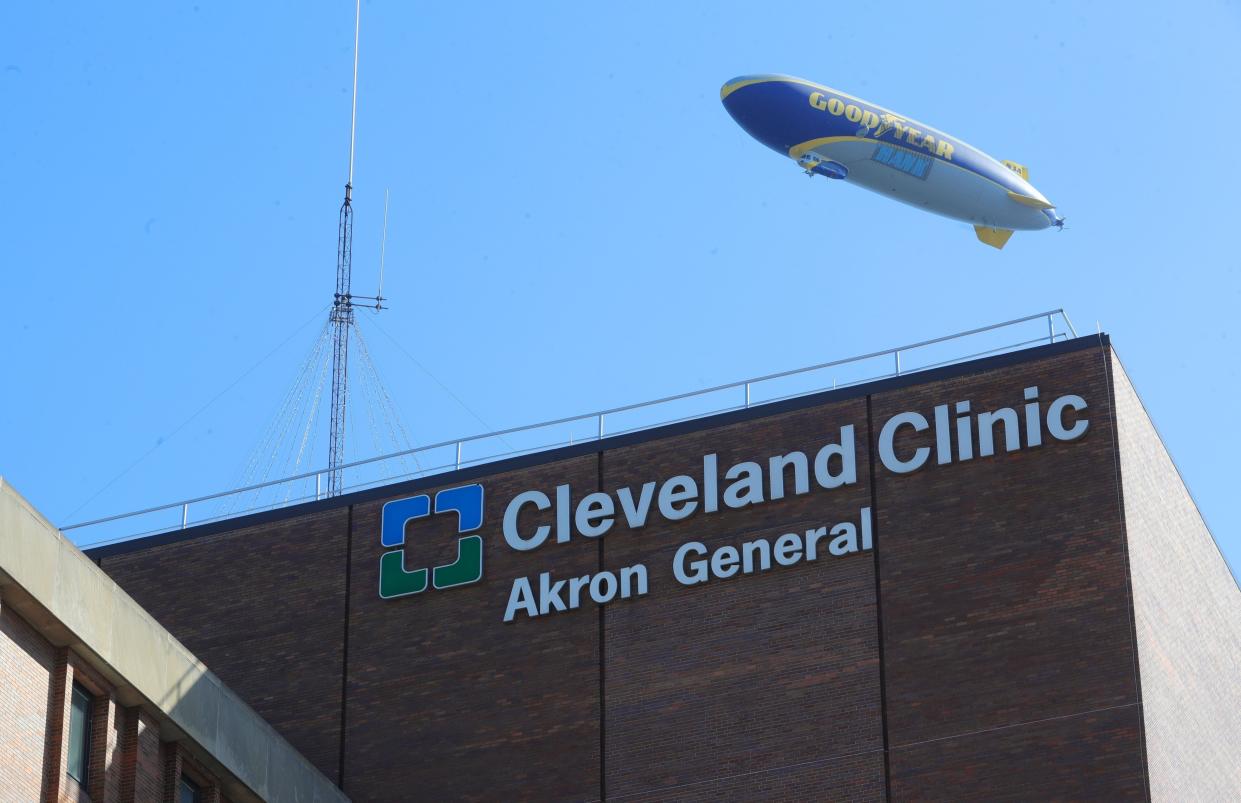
0, 477, 349, 803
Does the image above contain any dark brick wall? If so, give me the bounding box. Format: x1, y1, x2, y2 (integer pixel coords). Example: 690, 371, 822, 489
613, 752, 886, 803
888, 705, 1145, 801
92, 339, 1155, 801
599, 397, 884, 799
871, 345, 1145, 797
100, 508, 350, 783
345, 454, 602, 802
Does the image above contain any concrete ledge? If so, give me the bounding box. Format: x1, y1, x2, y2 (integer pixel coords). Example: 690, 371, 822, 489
0, 478, 349, 803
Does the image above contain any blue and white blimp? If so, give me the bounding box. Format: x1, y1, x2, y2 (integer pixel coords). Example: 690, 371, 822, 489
721, 75, 1064, 249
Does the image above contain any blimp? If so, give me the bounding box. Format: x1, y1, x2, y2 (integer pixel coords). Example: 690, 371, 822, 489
721, 75, 1063, 249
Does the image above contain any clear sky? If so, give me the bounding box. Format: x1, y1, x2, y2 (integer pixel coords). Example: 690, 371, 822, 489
3, 2, 1239, 570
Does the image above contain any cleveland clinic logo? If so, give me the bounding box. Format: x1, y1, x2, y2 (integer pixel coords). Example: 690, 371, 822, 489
379, 484, 484, 599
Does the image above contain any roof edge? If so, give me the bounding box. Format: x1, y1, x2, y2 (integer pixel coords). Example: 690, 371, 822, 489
87, 333, 1109, 560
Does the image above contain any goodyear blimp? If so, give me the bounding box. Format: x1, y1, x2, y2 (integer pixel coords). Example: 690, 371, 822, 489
721, 75, 1063, 249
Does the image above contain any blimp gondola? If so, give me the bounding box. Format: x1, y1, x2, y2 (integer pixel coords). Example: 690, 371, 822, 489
721, 75, 1064, 249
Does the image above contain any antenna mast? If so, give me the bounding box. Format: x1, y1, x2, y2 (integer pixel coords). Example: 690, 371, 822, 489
327, 0, 369, 497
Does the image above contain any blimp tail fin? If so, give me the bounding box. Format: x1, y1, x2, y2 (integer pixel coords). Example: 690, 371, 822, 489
1007, 190, 1055, 210
974, 226, 1014, 250
1002, 160, 1030, 180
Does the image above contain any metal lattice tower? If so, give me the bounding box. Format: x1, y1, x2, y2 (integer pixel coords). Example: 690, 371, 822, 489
327, 0, 385, 496
327, 184, 355, 496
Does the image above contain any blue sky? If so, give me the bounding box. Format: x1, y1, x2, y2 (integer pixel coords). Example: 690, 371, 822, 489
2, 1, 1238, 569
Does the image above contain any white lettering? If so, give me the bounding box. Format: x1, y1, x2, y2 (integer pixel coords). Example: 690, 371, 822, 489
504, 577, 539, 621
617, 482, 656, 528
977, 408, 1020, 457
503, 490, 552, 551
501, 388, 1089, 558
956, 401, 974, 461
774, 533, 802, 566
589, 572, 618, 604
814, 425, 856, 488
568, 574, 590, 608
539, 572, 567, 614
1048, 394, 1089, 440
828, 522, 858, 555
723, 461, 764, 508
556, 484, 572, 543
674, 541, 709, 585
1024, 386, 1043, 448
879, 411, 931, 473
575, 492, 614, 538
934, 404, 952, 464
658, 475, 699, 520
711, 545, 740, 578
805, 526, 828, 560
703, 453, 719, 513
741, 539, 771, 573
506, 566, 648, 621
620, 564, 648, 598
671, 508, 873, 586
768, 451, 809, 500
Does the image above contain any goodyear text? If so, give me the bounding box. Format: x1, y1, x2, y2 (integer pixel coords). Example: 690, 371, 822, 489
807, 91, 955, 160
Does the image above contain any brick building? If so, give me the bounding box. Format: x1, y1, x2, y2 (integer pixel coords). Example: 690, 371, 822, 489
0, 481, 347, 802
9, 334, 1240, 800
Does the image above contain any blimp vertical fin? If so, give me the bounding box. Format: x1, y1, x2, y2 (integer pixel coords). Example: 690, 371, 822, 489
974, 226, 1015, 250
1002, 160, 1029, 180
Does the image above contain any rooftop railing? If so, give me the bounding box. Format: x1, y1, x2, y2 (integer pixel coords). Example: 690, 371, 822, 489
65, 309, 1081, 548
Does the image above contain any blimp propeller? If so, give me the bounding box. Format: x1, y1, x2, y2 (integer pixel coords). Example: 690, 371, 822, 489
721, 74, 1066, 250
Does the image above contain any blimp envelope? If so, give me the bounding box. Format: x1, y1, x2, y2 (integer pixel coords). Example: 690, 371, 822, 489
721, 75, 1064, 249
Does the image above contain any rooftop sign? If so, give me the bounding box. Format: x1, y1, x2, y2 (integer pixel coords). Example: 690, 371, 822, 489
379, 385, 1091, 622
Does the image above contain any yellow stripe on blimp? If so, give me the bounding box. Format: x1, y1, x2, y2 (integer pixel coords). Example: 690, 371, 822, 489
788, 136, 1057, 208
787, 136, 861, 160
720, 76, 797, 100
721, 75, 930, 133
789, 135, 1005, 188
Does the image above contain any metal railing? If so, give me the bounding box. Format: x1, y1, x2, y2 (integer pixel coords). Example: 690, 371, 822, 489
64, 309, 1080, 547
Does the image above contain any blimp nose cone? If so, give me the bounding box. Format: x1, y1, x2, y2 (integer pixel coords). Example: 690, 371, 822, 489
719, 75, 768, 126
719, 75, 757, 101
720, 74, 811, 156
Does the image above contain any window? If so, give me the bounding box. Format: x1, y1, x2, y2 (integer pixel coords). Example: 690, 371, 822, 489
66, 683, 93, 785
179, 775, 202, 803
871, 144, 932, 179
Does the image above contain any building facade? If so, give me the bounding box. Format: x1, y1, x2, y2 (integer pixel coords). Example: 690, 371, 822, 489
0, 480, 347, 803
66, 336, 1241, 800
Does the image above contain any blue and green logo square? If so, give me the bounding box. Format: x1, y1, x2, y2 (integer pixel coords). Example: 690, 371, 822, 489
379, 484, 484, 599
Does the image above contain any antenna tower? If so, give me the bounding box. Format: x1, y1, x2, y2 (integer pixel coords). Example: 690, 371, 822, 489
327, 0, 384, 496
